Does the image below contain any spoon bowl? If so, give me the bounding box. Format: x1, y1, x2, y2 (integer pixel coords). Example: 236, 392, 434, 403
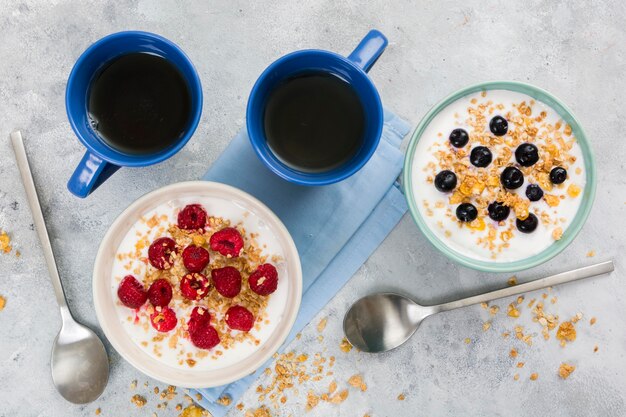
51, 320, 109, 404
343, 293, 433, 353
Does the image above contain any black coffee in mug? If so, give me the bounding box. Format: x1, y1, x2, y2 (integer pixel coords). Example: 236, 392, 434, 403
263, 72, 365, 172
88, 52, 192, 155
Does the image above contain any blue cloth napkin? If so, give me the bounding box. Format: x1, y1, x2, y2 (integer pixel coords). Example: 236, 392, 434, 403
190, 109, 410, 416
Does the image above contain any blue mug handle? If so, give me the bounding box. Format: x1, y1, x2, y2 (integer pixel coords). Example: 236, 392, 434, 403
67, 152, 121, 198
347, 29, 388, 73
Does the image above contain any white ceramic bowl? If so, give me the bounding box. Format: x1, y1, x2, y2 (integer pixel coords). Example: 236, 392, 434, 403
93, 181, 302, 388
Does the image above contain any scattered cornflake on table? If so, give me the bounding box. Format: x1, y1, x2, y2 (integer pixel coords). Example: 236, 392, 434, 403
509, 348, 518, 358
590, 317, 597, 326
558, 363, 576, 379
397, 393, 406, 401
130, 380, 137, 389
329, 389, 349, 404
317, 317, 328, 332
594, 345, 599, 353
556, 321, 577, 346
348, 374, 367, 392
94, 408, 101, 415
339, 337, 353, 352
586, 250, 595, 257
328, 381, 337, 394
0, 295, 5, 311
131, 394, 147, 407
306, 390, 320, 411
0, 231, 12, 254
517, 362, 524, 368
507, 303, 520, 318
513, 374, 520, 381
482, 321, 491, 331
507, 276, 518, 286
530, 373, 538, 381
245, 406, 272, 417
179, 404, 209, 417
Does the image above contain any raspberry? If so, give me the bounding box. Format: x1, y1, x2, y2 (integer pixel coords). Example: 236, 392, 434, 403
189, 322, 220, 349
147, 279, 173, 307
148, 237, 177, 270
182, 245, 210, 273
211, 266, 242, 298
190, 306, 211, 325
188, 306, 211, 334
248, 264, 278, 296
150, 307, 177, 332
180, 273, 211, 301
209, 227, 244, 257
178, 204, 207, 230
117, 275, 147, 309
225, 305, 255, 332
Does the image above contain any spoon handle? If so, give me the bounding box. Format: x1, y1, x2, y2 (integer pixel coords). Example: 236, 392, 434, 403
433, 260, 614, 313
11, 131, 72, 320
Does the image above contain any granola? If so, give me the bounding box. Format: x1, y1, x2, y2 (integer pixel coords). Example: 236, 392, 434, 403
414, 90, 586, 261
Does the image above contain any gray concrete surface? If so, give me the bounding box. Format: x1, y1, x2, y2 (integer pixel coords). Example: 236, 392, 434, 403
0, 0, 625, 416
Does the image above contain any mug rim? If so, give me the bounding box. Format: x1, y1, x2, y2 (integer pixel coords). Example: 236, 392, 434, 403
65, 30, 203, 167
246, 48, 384, 186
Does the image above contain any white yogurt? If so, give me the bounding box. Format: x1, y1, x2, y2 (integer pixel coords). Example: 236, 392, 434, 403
411, 90, 586, 262
110, 196, 290, 370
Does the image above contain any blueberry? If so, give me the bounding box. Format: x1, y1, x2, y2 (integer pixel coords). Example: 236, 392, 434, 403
516, 213, 538, 233
515, 143, 539, 167
488, 201, 510, 222
500, 166, 524, 189
550, 167, 567, 184
489, 116, 508, 136
456, 203, 478, 222
449, 128, 469, 148
525, 184, 544, 202
434, 170, 457, 192
470, 146, 493, 168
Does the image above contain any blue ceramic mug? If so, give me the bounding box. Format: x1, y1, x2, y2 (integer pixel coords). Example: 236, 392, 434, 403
246, 30, 387, 185
66, 31, 203, 198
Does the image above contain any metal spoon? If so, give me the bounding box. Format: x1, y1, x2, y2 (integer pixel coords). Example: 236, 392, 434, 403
344, 260, 614, 353
11, 131, 109, 404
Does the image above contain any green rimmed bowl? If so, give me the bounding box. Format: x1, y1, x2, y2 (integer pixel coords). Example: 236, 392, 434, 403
402, 81, 596, 273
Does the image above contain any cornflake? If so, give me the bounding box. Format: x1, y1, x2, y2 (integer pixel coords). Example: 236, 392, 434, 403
317, 317, 328, 333
340, 337, 353, 353
558, 363, 575, 379
179, 404, 209, 417
556, 322, 577, 344
348, 374, 367, 392
0, 231, 11, 254
131, 394, 147, 407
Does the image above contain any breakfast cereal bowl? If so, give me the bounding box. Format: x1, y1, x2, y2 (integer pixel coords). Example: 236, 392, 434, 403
93, 181, 302, 387
403, 81, 596, 272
